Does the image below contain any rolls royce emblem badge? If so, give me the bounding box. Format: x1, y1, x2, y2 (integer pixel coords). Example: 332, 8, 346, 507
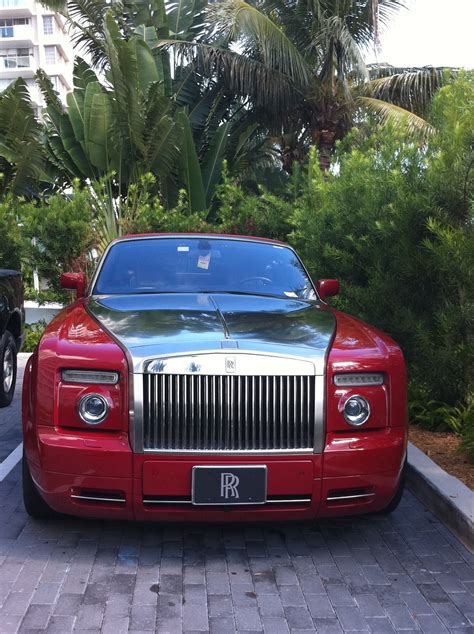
225, 356, 236, 373
221, 473, 240, 499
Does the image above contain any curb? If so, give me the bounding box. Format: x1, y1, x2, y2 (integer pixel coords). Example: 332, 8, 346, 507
407, 441, 474, 552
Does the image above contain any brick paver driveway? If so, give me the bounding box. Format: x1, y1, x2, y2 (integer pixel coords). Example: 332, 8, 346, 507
0, 356, 473, 633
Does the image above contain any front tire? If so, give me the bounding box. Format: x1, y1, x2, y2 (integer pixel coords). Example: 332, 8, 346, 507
22, 452, 55, 519
0, 330, 17, 408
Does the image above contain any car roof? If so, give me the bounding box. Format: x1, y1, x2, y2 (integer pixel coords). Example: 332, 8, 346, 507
115, 232, 289, 247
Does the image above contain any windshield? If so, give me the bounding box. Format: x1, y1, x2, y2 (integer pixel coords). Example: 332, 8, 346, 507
93, 237, 316, 300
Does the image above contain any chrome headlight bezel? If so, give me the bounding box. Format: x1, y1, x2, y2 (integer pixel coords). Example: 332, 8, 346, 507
343, 394, 371, 426
78, 393, 109, 425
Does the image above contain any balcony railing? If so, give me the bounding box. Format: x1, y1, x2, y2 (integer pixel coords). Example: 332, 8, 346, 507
0, 55, 33, 69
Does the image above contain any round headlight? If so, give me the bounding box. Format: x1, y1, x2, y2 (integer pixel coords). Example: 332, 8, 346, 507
343, 395, 370, 426
78, 393, 109, 425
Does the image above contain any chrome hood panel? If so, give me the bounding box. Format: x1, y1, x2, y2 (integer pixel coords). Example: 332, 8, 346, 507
87, 293, 336, 374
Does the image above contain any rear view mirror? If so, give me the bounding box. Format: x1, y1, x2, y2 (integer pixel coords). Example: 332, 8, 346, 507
60, 272, 86, 299
316, 279, 340, 301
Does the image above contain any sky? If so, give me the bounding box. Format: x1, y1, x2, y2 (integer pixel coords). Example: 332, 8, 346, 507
364, 0, 474, 69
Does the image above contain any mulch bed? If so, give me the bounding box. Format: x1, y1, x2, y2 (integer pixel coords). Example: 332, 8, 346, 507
409, 425, 474, 491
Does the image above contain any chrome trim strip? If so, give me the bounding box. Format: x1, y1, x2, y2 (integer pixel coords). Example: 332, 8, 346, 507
71, 494, 126, 503
313, 375, 325, 453
132, 372, 144, 452
266, 498, 311, 504
326, 493, 375, 501
142, 448, 315, 454
142, 497, 312, 505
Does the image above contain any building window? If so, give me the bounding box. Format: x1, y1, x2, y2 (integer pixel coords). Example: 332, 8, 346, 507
44, 45, 56, 64
0, 17, 29, 37
43, 16, 53, 35
0, 48, 32, 69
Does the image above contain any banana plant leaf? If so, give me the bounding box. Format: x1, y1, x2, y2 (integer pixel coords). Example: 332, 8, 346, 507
176, 110, 207, 212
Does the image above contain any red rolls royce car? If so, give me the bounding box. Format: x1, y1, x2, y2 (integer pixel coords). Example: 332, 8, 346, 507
22, 234, 407, 521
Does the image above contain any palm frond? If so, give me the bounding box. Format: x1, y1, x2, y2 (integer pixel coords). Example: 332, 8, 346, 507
364, 65, 454, 114
206, 0, 311, 89
313, 16, 368, 83
356, 96, 434, 139
165, 0, 208, 40
157, 39, 301, 113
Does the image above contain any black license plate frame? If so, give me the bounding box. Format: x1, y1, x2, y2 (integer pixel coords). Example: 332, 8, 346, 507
191, 465, 267, 506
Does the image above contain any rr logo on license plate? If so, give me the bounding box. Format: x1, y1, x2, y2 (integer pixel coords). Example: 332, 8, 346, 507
220, 472, 240, 499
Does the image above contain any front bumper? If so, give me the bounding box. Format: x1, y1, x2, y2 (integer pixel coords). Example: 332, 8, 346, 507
28, 426, 407, 522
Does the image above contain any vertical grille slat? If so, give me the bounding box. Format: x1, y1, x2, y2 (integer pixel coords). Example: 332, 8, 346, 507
143, 374, 316, 451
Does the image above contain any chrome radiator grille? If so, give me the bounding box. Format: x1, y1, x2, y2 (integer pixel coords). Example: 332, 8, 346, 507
143, 374, 317, 451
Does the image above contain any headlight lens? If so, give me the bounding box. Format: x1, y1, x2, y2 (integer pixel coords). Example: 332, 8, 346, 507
78, 393, 109, 425
343, 395, 370, 426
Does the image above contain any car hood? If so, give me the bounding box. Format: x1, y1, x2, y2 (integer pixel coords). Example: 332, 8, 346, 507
87, 293, 336, 373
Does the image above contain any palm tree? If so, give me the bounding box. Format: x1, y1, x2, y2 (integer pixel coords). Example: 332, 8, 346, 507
157, 0, 451, 171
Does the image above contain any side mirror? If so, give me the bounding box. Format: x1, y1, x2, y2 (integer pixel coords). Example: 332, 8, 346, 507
60, 272, 86, 299
316, 279, 340, 301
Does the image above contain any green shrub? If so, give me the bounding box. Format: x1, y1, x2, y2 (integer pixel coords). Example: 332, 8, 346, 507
290, 80, 473, 410
23, 320, 47, 352
213, 164, 292, 241
20, 186, 96, 295
0, 197, 22, 270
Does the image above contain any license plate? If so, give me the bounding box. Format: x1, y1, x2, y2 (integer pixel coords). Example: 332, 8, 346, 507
192, 466, 267, 505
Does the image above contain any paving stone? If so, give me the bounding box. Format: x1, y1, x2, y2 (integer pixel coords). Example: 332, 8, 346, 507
432, 601, 470, 629
355, 594, 385, 618
415, 613, 450, 633
284, 605, 314, 629
20, 603, 52, 629
183, 600, 209, 631
305, 593, 335, 618
209, 616, 235, 632
311, 617, 344, 633
334, 605, 369, 631
261, 615, 290, 632
326, 584, 356, 607
279, 584, 306, 606
256, 593, 284, 617
364, 616, 396, 632
234, 604, 262, 630
45, 615, 76, 632
384, 604, 419, 630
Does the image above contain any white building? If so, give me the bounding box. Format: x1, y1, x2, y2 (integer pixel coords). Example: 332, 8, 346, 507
0, 0, 73, 116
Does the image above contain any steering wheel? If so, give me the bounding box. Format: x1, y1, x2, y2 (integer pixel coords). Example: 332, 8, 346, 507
239, 276, 272, 287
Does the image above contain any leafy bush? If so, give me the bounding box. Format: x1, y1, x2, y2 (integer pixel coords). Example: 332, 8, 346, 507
20, 186, 96, 295
290, 80, 473, 412
213, 163, 292, 241
0, 197, 22, 270
23, 320, 46, 352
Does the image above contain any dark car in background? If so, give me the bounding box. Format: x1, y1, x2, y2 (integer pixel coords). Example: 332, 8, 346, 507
0, 269, 24, 407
